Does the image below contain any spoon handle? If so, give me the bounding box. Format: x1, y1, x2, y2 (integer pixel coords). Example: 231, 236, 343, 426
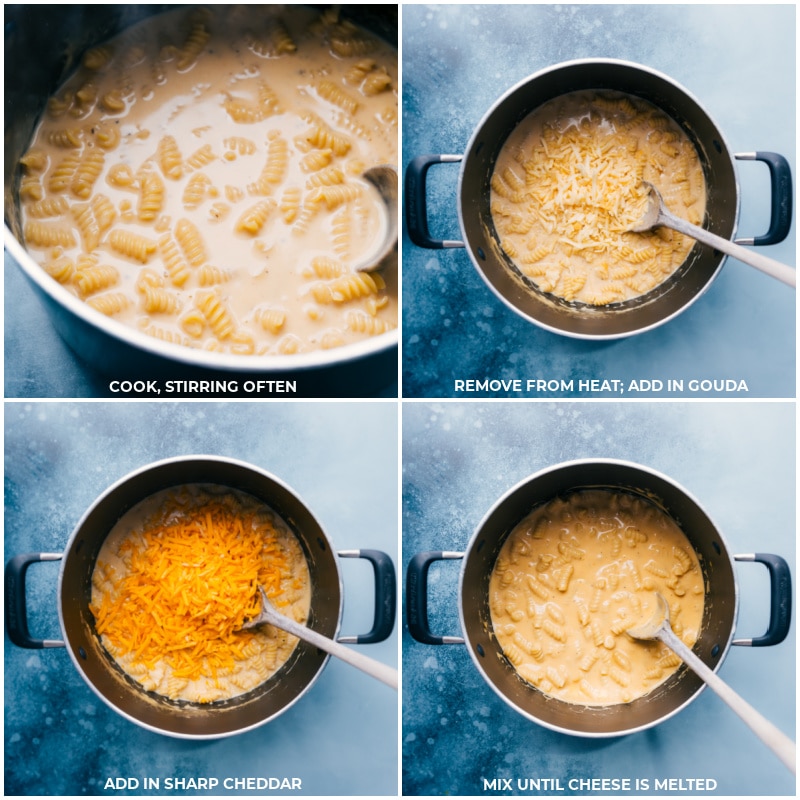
659, 625, 796, 774
662, 209, 796, 288
268, 608, 399, 690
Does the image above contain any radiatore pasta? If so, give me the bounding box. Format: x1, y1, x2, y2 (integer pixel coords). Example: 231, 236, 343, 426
489, 489, 705, 706
18, 5, 397, 356
90, 484, 311, 704
490, 90, 707, 305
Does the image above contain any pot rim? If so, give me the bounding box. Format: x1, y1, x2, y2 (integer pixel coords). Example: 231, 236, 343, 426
55, 454, 342, 740
455, 57, 741, 340
4, 230, 398, 374
457, 457, 740, 737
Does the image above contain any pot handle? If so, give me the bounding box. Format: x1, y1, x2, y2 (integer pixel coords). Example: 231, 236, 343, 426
732, 553, 792, 647
405, 154, 465, 249
734, 152, 793, 246
406, 551, 465, 645
5, 552, 65, 649
337, 549, 396, 644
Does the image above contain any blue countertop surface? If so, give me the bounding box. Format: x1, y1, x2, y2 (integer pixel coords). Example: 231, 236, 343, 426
402, 401, 795, 796
401, 3, 795, 399
4, 402, 398, 796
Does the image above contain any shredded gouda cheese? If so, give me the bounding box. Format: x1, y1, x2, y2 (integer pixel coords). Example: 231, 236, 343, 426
491, 90, 707, 306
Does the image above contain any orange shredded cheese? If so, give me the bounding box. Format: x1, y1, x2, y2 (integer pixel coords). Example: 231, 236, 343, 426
90, 486, 310, 697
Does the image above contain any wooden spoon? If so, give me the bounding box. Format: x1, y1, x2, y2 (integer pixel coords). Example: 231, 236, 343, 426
630, 181, 795, 287
242, 586, 398, 690
626, 592, 795, 774
354, 165, 398, 273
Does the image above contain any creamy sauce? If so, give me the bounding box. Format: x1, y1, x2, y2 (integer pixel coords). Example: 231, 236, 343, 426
489, 489, 704, 706
90, 484, 311, 704
491, 90, 707, 305
19, 5, 397, 354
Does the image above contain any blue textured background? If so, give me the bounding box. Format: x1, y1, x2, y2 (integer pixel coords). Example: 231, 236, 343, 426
401, 3, 796, 398
4, 401, 398, 796
402, 401, 795, 795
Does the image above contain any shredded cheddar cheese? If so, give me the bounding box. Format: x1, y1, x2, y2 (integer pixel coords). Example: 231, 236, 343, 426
491, 89, 707, 306
90, 485, 311, 703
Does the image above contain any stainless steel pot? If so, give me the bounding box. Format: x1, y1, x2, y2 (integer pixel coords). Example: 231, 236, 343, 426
406, 459, 791, 737
3, 5, 398, 392
405, 59, 793, 339
5, 456, 396, 739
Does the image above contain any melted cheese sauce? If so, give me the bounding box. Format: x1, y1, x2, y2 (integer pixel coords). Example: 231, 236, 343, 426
490, 90, 707, 305
489, 489, 705, 706
90, 484, 311, 704
19, 5, 397, 355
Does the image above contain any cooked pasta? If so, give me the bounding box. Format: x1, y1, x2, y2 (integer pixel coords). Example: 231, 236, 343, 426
311, 272, 385, 304
46, 128, 83, 149
235, 200, 275, 235
48, 153, 82, 193
19, 175, 44, 202
92, 194, 117, 232
157, 233, 191, 287
196, 291, 236, 339
301, 148, 334, 173
86, 291, 130, 315
489, 489, 705, 706
82, 45, 113, 71
105, 163, 136, 190
362, 68, 393, 96
70, 203, 102, 251
140, 285, 181, 314
24, 220, 76, 249
44, 255, 75, 284
346, 310, 396, 335
74, 263, 119, 297
197, 264, 232, 286
181, 172, 211, 210
108, 229, 156, 263
157, 134, 183, 180
247, 134, 288, 195
278, 186, 301, 223
302, 114, 351, 156
99, 89, 126, 114
490, 90, 707, 305
89, 485, 311, 704
255, 306, 287, 334
174, 217, 207, 266
185, 143, 217, 171
138, 171, 165, 221
71, 150, 106, 199
317, 80, 359, 116
18, 5, 397, 354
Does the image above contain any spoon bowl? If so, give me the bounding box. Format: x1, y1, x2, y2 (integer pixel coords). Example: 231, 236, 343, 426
625, 590, 671, 640
243, 586, 398, 690
629, 182, 795, 287
354, 164, 398, 273
627, 591, 795, 773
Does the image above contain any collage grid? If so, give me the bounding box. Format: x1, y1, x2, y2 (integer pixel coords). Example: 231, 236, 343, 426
3, 3, 796, 799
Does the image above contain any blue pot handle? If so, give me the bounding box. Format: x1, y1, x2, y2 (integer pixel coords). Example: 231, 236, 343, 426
338, 549, 397, 644
732, 552, 792, 647
405, 154, 465, 249
734, 152, 793, 247
406, 550, 465, 645
5, 552, 65, 649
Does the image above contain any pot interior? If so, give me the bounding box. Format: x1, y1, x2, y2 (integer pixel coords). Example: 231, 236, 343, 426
4, 3, 397, 234
460, 60, 738, 338
460, 461, 737, 736
3, 4, 398, 381
59, 458, 341, 738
